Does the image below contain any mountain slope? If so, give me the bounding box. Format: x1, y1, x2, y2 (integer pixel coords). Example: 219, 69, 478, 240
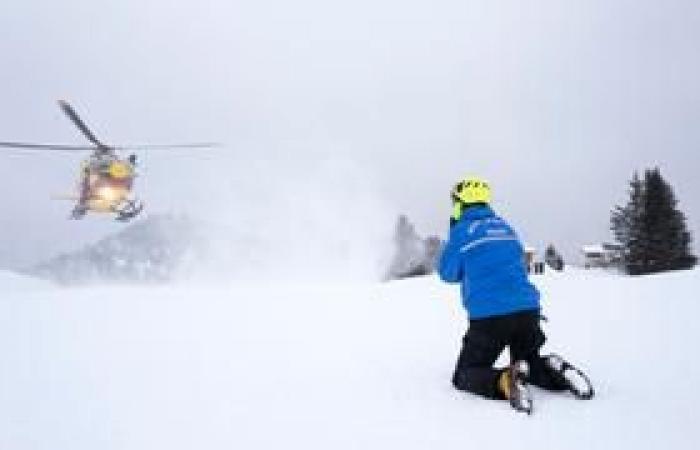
0, 269, 53, 290
28, 215, 208, 284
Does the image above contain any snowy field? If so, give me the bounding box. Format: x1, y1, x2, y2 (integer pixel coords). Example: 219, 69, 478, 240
1, 268, 698, 450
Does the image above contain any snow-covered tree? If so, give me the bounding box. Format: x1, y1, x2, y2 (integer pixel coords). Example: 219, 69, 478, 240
544, 244, 565, 271
385, 215, 443, 280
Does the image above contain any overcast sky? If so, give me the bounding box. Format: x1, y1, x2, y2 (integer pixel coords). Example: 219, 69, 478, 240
1, 0, 699, 269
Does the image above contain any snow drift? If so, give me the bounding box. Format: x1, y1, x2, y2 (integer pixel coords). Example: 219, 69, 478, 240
1, 268, 698, 449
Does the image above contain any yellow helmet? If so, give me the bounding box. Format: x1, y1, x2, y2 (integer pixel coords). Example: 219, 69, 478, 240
452, 176, 491, 205
451, 177, 491, 222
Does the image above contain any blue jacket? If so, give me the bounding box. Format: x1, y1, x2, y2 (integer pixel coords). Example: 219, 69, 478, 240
438, 205, 540, 320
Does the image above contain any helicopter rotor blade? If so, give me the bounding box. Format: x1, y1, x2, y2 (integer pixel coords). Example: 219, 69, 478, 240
0, 141, 219, 152
111, 143, 220, 150
0, 141, 97, 151
57, 100, 107, 148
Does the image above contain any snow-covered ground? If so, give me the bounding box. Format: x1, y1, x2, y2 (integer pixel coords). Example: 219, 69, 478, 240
1, 268, 698, 449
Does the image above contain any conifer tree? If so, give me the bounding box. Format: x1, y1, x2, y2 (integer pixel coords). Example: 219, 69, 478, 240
611, 172, 645, 269
611, 168, 696, 274
544, 244, 564, 271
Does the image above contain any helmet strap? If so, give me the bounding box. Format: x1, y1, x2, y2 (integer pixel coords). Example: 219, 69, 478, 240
451, 201, 464, 222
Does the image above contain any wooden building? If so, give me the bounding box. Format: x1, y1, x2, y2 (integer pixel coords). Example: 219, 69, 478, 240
582, 243, 623, 269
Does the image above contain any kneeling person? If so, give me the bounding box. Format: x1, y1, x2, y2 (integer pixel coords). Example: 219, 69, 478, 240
438, 176, 593, 414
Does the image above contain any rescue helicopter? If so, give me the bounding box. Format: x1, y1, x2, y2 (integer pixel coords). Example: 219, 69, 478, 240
0, 101, 216, 221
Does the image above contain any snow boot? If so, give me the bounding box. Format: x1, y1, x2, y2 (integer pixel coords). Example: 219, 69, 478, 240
544, 354, 595, 400
499, 360, 533, 414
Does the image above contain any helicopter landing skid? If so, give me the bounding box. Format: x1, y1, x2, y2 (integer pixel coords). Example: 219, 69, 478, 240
114, 199, 143, 222
70, 204, 88, 220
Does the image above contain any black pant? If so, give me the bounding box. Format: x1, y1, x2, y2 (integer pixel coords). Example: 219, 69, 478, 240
452, 310, 568, 399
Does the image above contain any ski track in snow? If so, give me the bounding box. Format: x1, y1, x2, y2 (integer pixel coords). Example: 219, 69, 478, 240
0, 268, 698, 449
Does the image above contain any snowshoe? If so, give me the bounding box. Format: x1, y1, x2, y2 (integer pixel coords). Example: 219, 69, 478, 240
504, 360, 533, 414
544, 354, 595, 400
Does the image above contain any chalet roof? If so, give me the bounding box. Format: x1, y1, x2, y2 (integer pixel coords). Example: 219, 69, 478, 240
582, 244, 605, 254
582, 243, 623, 254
